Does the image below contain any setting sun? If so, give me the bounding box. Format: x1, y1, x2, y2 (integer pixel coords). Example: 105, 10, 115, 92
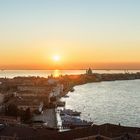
53, 55, 60, 62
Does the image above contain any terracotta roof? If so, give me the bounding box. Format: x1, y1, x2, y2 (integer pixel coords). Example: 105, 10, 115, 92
99, 123, 140, 138
0, 124, 139, 140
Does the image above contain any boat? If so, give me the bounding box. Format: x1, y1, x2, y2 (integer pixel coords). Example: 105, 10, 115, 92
61, 115, 93, 129
70, 87, 75, 92
60, 109, 81, 116
63, 95, 69, 98
57, 101, 65, 107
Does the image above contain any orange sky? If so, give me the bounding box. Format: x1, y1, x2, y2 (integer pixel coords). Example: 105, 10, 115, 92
0, 1, 140, 69
0, 40, 140, 69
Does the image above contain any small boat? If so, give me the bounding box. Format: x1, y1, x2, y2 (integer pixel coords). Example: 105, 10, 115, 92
63, 95, 69, 98
60, 109, 81, 116
57, 101, 65, 107
70, 87, 75, 92
61, 115, 92, 129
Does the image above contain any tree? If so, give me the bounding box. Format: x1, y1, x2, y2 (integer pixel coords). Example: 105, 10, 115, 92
23, 108, 32, 122
5, 104, 18, 117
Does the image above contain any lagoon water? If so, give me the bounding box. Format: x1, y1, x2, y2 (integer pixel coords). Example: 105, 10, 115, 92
63, 80, 140, 127
0, 70, 140, 78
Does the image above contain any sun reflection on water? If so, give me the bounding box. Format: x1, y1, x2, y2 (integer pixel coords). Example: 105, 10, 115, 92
53, 70, 61, 77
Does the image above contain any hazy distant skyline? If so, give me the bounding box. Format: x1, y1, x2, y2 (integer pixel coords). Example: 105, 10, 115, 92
0, 0, 140, 69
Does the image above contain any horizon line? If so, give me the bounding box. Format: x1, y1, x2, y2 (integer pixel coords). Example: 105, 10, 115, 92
1, 69, 140, 71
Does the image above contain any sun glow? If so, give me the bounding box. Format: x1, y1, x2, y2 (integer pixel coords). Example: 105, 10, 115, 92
53, 55, 60, 62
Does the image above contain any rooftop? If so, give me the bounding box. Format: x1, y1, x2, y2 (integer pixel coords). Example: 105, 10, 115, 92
0, 123, 139, 140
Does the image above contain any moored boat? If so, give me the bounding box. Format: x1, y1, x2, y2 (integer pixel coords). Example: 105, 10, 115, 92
63, 95, 69, 98
70, 87, 75, 92
60, 109, 81, 116
57, 101, 66, 107
61, 115, 93, 129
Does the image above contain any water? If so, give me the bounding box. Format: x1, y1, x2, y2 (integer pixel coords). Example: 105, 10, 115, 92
0, 70, 140, 78
63, 80, 140, 127
0, 70, 84, 78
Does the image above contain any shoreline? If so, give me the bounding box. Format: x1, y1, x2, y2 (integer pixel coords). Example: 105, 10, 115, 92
60, 72, 140, 97
61, 77, 140, 128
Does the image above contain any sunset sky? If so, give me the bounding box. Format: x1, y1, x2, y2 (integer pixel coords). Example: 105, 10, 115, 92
0, 0, 140, 69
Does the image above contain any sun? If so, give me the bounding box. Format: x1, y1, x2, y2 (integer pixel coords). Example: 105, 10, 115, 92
53, 55, 60, 62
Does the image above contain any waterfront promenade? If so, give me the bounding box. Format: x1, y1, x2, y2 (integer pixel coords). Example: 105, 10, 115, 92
33, 109, 58, 128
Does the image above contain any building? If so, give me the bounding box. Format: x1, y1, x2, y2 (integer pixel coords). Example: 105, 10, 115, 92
17, 85, 51, 94
0, 124, 140, 140
49, 84, 64, 104
14, 97, 44, 112
0, 116, 20, 125
86, 68, 93, 75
